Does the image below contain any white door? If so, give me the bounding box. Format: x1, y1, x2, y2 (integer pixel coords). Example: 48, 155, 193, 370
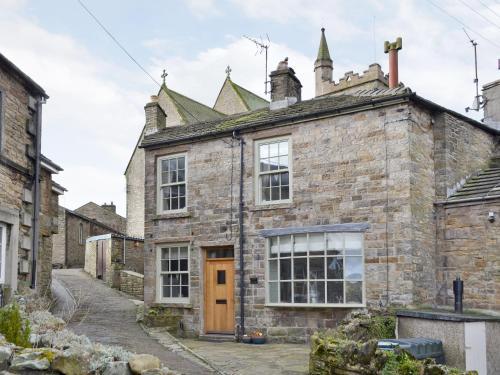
464, 322, 487, 375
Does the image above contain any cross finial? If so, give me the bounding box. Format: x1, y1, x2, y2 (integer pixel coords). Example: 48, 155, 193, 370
225, 65, 232, 79
161, 69, 168, 85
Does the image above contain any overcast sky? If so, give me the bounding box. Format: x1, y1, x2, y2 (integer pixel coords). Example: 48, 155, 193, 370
1, 0, 499, 216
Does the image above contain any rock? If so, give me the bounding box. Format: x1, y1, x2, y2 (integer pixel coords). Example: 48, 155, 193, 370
128, 354, 161, 374
102, 361, 132, 375
10, 348, 54, 371
0, 346, 12, 370
52, 349, 92, 375
141, 368, 176, 375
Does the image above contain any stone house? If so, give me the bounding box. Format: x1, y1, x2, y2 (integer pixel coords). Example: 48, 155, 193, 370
52, 202, 126, 268
0, 52, 64, 302
125, 73, 267, 238
138, 30, 499, 342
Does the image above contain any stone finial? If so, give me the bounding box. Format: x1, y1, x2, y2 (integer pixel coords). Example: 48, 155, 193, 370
277, 57, 289, 70
161, 69, 168, 85
225, 65, 232, 79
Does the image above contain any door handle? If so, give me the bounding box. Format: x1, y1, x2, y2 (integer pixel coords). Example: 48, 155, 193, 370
215, 299, 227, 304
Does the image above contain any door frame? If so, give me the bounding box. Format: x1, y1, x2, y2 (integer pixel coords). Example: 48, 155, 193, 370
203, 246, 235, 334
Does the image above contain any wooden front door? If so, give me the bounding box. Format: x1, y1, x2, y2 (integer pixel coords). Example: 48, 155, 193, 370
204, 250, 235, 334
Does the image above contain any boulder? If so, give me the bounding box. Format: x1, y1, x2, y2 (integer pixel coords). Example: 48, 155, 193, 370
102, 361, 132, 375
0, 346, 12, 368
52, 349, 92, 375
10, 348, 56, 371
128, 354, 161, 374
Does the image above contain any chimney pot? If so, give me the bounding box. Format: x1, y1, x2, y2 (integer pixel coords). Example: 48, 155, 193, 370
384, 37, 402, 89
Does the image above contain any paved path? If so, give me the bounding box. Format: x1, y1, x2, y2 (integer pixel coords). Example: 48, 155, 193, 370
52, 269, 213, 374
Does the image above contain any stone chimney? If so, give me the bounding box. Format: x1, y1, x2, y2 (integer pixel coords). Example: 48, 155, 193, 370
314, 28, 333, 96
269, 57, 302, 110
101, 202, 116, 213
144, 95, 166, 135
483, 79, 500, 131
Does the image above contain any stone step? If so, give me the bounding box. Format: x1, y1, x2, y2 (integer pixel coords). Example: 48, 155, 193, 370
198, 334, 236, 342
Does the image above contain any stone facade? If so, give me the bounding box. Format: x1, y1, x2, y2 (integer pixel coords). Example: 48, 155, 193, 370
51, 206, 66, 267
213, 78, 248, 115
74, 201, 126, 234
119, 270, 144, 300
0, 53, 62, 300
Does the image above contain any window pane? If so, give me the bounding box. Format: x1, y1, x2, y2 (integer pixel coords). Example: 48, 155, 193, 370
293, 258, 307, 280
178, 170, 185, 182
181, 274, 189, 285
270, 237, 278, 258
171, 185, 178, 198
170, 247, 179, 259
281, 172, 289, 186
161, 160, 169, 184
269, 260, 278, 280
280, 282, 291, 303
260, 159, 270, 172
179, 247, 188, 258
345, 233, 362, 251
269, 142, 279, 157
309, 281, 325, 303
269, 157, 279, 171
346, 281, 363, 303
281, 186, 289, 200
161, 248, 169, 259
294, 282, 307, 303
178, 157, 185, 170
280, 259, 291, 280
179, 259, 188, 271
279, 236, 292, 254
270, 174, 280, 187
169, 159, 177, 173
171, 274, 180, 285
269, 282, 278, 303
169, 169, 177, 184
261, 175, 270, 189
181, 286, 189, 298
279, 141, 288, 156
271, 187, 280, 200
278, 156, 288, 169
162, 286, 170, 298
171, 260, 179, 271
162, 275, 170, 286
327, 281, 343, 303
294, 234, 307, 256
179, 184, 185, 196
309, 233, 324, 254
172, 286, 180, 298
327, 257, 343, 279
259, 144, 269, 159
263, 187, 271, 201
179, 197, 186, 209
171, 197, 179, 210
309, 257, 325, 279
161, 260, 169, 272
326, 233, 343, 255
345, 257, 363, 280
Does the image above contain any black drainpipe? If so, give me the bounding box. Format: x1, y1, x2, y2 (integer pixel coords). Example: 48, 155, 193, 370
30, 97, 43, 289
233, 130, 245, 338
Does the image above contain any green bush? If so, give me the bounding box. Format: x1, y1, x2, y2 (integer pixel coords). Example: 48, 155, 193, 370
381, 350, 422, 375
0, 303, 31, 347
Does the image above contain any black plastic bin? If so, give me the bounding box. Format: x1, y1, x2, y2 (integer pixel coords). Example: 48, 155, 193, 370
377, 338, 445, 364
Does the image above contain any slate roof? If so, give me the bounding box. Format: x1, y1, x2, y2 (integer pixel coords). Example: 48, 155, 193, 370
447, 159, 500, 202
161, 85, 224, 124
229, 80, 269, 111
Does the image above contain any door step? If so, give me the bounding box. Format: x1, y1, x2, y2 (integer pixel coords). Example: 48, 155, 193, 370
199, 334, 236, 342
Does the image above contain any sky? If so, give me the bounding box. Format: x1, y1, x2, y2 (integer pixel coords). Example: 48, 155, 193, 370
1, 0, 499, 216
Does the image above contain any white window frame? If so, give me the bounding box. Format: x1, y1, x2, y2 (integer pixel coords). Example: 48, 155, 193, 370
156, 153, 188, 214
254, 137, 292, 205
0, 223, 6, 284
265, 232, 365, 308
156, 244, 190, 304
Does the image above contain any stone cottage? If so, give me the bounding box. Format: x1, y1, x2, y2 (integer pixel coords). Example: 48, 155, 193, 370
0, 52, 64, 301
52, 202, 126, 268
138, 30, 499, 342
125, 71, 268, 238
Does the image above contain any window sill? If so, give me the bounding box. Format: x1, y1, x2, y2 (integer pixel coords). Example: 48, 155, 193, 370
153, 302, 193, 309
265, 303, 365, 308
154, 211, 191, 220
249, 202, 295, 212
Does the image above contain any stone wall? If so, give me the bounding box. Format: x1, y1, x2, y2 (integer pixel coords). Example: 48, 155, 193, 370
110, 236, 144, 274
119, 270, 144, 300
126, 145, 145, 238
75, 202, 126, 234
436, 199, 500, 311
213, 79, 247, 115
51, 206, 66, 266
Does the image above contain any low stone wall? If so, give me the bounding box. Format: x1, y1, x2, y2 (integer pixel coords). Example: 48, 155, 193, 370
119, 270, 144, 300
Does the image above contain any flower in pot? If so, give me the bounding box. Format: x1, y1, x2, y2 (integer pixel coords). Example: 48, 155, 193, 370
250, 330, 266, 344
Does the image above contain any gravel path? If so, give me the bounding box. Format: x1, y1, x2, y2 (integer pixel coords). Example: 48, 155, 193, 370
52, 269, 213, 374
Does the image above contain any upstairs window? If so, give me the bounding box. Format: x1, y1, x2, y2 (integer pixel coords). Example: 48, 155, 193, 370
266, 232, 364, 307
256, 138, 291, 204
0, 223, 6, 284
157, 154, 187, 213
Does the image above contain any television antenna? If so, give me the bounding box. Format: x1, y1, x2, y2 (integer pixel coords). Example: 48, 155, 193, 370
463, 29, 485, 112
244, 34, 271, 95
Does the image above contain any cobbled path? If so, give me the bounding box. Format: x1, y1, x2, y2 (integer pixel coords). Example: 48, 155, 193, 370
52, 269, 213, 374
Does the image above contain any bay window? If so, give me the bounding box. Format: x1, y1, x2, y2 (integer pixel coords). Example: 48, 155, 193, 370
266, 232, 364, 306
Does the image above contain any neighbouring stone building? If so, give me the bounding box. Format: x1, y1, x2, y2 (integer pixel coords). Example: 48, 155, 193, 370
136, 30, 499, 342
125, 71, 267, 238
51, 202, 126, 268
0, 52, 64, 301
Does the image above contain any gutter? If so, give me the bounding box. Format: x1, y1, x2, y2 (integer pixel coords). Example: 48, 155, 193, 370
30, 97, 44, 289
435, 194, 500, 206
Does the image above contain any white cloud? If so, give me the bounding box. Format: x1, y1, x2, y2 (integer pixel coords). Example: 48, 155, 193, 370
185, 0, 221, 18
0, 12, 149, 216
0, 0, 26, 10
